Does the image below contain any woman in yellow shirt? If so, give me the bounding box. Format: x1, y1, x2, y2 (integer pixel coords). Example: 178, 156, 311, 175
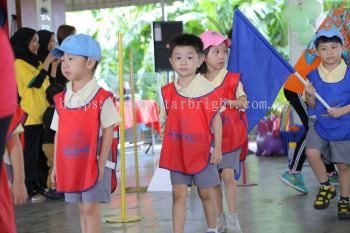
10, 27, 57, 200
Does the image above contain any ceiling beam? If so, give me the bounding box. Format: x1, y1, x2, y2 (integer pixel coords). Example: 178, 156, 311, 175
65, 0, 177, 12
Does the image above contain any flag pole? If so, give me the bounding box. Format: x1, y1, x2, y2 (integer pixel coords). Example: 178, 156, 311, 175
106, 33, 143, 224
293, 72, 330, 109
125, 48, 147, 193
237, 160, 258, 187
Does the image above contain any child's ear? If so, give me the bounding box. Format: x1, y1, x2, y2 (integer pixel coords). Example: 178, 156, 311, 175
86, 58, 97, 69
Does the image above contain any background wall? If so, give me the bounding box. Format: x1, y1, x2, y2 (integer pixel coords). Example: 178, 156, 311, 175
7, 0, 65, 34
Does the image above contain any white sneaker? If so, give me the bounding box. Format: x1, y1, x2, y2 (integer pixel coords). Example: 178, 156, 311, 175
31, 193, 45, 202
217, 213, 227, 232
226, 214, 242, 233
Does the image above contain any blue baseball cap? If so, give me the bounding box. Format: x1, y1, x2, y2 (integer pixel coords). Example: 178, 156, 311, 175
314, 28, 344, 46
51, 34, 101, 61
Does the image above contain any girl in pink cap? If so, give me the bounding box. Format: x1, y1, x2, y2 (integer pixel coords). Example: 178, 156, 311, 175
199, 30, 248, 233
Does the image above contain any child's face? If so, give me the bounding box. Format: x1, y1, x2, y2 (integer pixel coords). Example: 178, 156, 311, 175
317, 42, 342, 67
205, 42, 228, 72
169, 46, 203, 79
61, 53, 94, 81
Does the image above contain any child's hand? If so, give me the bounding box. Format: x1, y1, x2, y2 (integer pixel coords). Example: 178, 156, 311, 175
327, 107, 346, 118
98, 163, 105, 182
43, 54, 56, 70
305, 82, 316, 97
210, 147, 222, 164
11, 181, 28, 205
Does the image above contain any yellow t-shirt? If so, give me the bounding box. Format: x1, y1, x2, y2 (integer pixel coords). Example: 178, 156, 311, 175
209, 68, 246, 98
15, 59, 50, 125
303, 59, 347, 100
51, 78, 121, 132
317, 59, 347, 83
173, 73, 216, 98
161, 74, 225, 118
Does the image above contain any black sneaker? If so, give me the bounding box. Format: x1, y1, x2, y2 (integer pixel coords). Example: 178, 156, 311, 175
338, 200, 350, 220
46, 189, 65, 200
314, 184, 336, 209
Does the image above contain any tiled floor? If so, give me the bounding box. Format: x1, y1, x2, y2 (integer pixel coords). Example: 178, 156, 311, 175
15, 144, 350, 233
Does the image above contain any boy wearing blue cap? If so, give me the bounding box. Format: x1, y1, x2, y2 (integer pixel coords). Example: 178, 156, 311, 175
305, 28, 350, 220
50, 34, 121, 232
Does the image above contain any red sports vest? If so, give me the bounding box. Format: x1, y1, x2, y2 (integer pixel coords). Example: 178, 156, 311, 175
0, 163, 16, 233
214, 72, 248, 161
54, 88, 118, 192
159, 83, 223, 174
0, 107, 24, 233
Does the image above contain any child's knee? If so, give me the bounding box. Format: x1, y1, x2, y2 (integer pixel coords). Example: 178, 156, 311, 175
80, 203, 98, 216
172, 187, 187, 203
306, 148, 320, 159
198, 188, 211, 201
221, 169, 235, 184
337, 163, 349, 173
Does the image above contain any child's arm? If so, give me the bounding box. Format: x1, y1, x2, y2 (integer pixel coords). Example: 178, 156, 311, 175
227, 82, 248, 110
51, 133, 57, 186
327, 104, 350, 118
7, 133, 28, 205
98, 125, 114, 181
210, 113, 222, 164
226, 95, 248, 110
50, 110, 59, 186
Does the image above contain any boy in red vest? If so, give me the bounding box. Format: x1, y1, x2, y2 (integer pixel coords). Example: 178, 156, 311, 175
50, 34, 121, 233
159, 34, 223, 233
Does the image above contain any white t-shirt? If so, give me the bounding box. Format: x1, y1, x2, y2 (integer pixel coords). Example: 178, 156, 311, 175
51, 78, 121, 131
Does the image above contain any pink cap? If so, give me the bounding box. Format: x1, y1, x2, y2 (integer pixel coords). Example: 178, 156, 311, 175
200, 30, 231, 50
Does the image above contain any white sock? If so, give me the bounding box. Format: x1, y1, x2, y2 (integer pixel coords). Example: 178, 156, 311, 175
229, 212, 237, 218
207, 227, 217, 233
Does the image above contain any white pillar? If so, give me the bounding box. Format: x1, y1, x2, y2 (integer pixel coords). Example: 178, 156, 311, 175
288, 0, 324, 65
288, 0, 306, 65
6, 0, 16, 35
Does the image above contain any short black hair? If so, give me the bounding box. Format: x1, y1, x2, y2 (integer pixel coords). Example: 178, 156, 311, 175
92, 61, 99, 74
46, 83, 65, 104
315, 36, 343, 49
169, 34, 203, 57
57, 24, 76, 45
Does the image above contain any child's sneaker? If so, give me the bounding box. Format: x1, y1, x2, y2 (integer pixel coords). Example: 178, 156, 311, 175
314, 184, 336, 209
226, 213, 242, 233
280, 171, 308, 194
328, 172, 339, 186
31, 193, 46, 202
216, 213, 226, 232
46, 189, 65, 200
338, 200, 350, 220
